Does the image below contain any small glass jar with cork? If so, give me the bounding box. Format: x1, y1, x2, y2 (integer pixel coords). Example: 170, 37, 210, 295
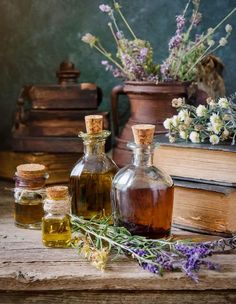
14, 163, 48, 229
111, 124, 174, 238
42, 186, 71, 248
70, 115, 118, 219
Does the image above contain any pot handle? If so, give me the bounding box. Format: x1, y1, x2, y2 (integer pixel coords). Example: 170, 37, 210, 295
111, 84, 125, 136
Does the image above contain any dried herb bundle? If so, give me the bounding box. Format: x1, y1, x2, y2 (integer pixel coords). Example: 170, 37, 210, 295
71, 215, 236, 282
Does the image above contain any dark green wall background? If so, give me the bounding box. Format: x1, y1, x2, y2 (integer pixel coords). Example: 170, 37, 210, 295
0, 0, 236, 148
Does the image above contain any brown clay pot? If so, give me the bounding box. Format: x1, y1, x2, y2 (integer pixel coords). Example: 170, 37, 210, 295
111, 81, 189, 167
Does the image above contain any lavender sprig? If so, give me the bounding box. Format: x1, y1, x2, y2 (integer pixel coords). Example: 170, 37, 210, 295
71, 215, 236, 282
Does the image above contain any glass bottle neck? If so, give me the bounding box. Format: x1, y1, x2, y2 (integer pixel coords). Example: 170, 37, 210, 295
132, 147, 154, 167
84, 140, 105, 156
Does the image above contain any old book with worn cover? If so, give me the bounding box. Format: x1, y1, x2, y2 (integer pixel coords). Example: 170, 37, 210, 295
154, 135, 236, 186
173, 180, 236, 236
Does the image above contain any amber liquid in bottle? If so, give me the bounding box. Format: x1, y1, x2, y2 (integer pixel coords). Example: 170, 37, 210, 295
70, 168, 117, 218
113, 185, 174, 237
70, 130, 117, 219
42, 215, 71, 247
14, 200, 44, 229
112, 141, 174, 238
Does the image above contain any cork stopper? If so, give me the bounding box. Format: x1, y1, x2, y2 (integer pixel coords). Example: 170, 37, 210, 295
46, 185, 69, 200
131, 124, 155, 145
16, 163, 46, 179
85, 115, 103, 134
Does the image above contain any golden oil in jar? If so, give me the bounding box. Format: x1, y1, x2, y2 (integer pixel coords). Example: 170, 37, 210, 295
42, 215, 71, 247
14, 163, 47, 230
42, 186, 71, 248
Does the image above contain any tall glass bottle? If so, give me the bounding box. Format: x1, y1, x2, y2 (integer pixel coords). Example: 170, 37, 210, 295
111, 124, 174, 238
70, 115, 118, 218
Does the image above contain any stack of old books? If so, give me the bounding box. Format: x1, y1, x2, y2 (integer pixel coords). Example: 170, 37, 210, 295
0, 61, 110, 184
154, 135, 236, 236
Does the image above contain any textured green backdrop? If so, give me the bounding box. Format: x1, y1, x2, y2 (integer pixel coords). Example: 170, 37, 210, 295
0, 0, 236, 148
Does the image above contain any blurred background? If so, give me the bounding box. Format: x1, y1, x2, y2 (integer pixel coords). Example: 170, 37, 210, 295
0, 0, 236, 149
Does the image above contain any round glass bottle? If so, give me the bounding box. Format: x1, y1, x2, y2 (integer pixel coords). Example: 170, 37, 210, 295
42, 186, 71, 248
70, 115, 118, 218
14, 163, 48, 229
111, 125, 174, 238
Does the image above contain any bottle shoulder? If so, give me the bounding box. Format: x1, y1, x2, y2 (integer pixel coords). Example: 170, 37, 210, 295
113, 164, 173, 189
70, 154, 118, 176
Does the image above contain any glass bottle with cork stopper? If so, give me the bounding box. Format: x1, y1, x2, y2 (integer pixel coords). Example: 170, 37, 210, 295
70, 115, 118, 218
111, 124, 174, 238
42, 186, 71, 248
14, 163, 48, 229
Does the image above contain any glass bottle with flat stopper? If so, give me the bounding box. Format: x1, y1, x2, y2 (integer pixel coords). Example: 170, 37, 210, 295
111, 124, 174, 238
70, 115, 118, 219
42, 185, 71, 247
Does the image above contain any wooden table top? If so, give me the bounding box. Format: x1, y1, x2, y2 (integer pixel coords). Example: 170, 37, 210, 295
0, 181, 236, 303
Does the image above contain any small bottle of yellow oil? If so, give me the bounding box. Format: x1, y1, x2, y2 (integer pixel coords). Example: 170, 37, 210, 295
42, 186, 71, 248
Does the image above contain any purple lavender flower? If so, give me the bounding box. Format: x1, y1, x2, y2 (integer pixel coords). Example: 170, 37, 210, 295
140, 47, 148, 57
101, 60, 123, 78
112, 68, 123, 78
176, 15, 185, 31
99, 4, 112, 13
168, 34, 182, 50
141, 262, 159, 274
161, 61, 170, 79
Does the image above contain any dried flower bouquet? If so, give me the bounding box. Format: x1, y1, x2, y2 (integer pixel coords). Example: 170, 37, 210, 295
163, 95, 236, 145
82, 1, 235, 83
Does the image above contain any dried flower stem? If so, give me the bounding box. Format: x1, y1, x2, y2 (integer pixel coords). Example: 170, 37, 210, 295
187, 7, 236, 55
114, 1, 137, 39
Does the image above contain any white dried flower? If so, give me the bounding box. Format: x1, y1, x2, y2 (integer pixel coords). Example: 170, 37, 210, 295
169, 135, 176, 143
178, 109, 189, 121
189, 131, 200, 143
219, 37, 228, 46
212, 123, 223, 134
196, 105, 207, 117
81, 33, 97, 47
179, 130, 188, 140
210, 114, 223, 134
184, 116, 193, 127
163, 118, 172, 129
210, 113, 221, 125
225, 24, 232, 33
172, 98, 185, 108
208, 40, 215, 47
218, 97, 230, 109
172, 115, 180, 127
207, 27, 214, 35
209, 134, 220, 145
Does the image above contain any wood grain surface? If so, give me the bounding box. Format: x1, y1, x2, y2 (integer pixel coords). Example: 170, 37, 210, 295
0, 181, 236, 303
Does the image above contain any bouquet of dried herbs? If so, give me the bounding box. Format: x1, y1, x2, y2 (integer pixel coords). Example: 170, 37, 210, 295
163, 95, 236, 145
71, 215, 236, 282
81, 1, 235, 83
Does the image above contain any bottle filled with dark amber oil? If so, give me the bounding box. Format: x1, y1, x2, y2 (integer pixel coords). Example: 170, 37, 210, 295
111, 124, 174, 238
70, 115, 118, 218
14, 163, 48, 229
